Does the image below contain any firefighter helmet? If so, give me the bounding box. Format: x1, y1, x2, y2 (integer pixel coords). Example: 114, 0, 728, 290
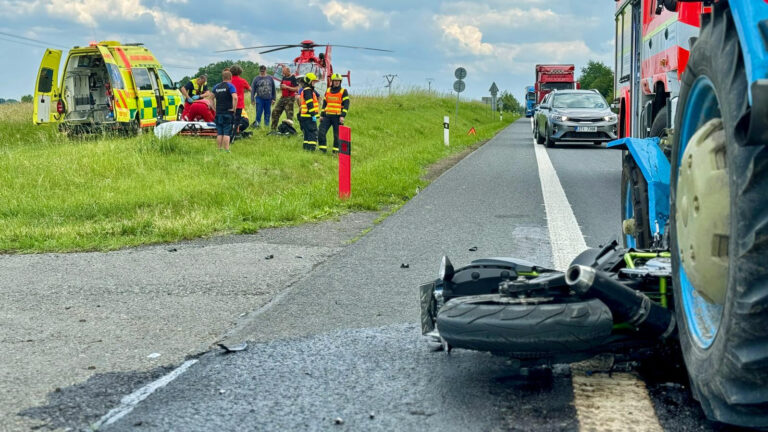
331, 73, 343, 82
304, 72, 319, 84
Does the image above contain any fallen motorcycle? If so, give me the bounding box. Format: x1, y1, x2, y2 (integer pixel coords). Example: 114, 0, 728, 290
420, 241, 676, 367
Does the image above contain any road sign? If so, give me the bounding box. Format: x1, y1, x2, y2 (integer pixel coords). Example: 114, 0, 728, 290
453, 80, 466, 93
454, 67, 467, 80
489, 82, 499, 96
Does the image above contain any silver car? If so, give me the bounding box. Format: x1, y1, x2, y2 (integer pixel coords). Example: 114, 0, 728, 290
533, 90, 618, 147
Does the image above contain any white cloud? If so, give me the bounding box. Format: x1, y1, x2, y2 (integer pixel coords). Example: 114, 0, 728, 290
309, 0, 390, 30
440, 23, 493, 56
42, 0, 245, 51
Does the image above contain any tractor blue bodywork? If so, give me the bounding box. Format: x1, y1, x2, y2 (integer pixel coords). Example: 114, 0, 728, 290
608, 138, 671, 237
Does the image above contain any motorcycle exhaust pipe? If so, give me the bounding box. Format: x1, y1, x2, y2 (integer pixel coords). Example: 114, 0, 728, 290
566, 265, 676, 339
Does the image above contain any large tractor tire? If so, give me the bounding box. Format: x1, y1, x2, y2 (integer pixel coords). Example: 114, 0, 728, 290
670, 5, 768, 428
620, 153, 651, 249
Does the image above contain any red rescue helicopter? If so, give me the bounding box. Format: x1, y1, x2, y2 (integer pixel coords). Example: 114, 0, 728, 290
217, 40, 392, 93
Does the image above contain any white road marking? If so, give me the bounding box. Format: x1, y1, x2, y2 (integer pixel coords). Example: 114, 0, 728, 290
92, 359, 198, 429
533, 139, 663, 431
533, 141, 587, 269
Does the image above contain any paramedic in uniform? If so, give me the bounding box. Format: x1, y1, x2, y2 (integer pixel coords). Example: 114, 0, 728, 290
181, 75, 210, 103
318, 73, 349, 153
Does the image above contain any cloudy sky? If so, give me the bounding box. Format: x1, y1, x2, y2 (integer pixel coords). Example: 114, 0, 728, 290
0, 0, 615, 102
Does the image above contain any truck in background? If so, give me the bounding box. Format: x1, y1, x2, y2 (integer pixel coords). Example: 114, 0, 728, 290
534, 64, 577, 104
524, 86, 536, 117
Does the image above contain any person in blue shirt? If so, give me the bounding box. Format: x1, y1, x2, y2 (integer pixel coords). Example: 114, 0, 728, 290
212, 70, 238, 152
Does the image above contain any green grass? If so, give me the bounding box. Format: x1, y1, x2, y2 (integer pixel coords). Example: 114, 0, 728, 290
0, 92, 515, 253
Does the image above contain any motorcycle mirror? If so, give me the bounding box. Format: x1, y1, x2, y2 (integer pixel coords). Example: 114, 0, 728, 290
439, 256, 455, 281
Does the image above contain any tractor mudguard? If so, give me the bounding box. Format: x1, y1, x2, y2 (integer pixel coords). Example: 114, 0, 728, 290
608, 137, 671, 236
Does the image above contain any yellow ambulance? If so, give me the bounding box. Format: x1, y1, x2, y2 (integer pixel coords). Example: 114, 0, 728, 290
33, 41, 183, 132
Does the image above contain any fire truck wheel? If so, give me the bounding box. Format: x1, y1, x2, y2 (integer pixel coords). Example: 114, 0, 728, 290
620, 153, 651, 249
670, 4, 768, 428
649, 106, 667, 138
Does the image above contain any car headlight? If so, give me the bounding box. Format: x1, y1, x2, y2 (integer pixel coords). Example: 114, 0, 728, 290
552, 115, 569, 122
603, 114, 618, 122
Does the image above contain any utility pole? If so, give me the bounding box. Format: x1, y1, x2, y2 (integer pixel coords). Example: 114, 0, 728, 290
426, 78, 434, 92
383, 74, 398, 95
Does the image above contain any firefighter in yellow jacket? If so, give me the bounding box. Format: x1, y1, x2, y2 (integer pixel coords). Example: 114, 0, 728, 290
299, 73, 320, 151
318, 74, 350, 153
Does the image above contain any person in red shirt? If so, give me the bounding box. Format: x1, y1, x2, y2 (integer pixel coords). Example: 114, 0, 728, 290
180, 96, 215, 122
229, 64, 251, 137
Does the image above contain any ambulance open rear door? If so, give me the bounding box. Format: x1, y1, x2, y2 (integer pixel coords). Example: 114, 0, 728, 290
33, 49, 62, 124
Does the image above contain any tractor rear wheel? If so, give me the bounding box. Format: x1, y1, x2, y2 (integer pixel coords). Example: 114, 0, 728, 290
670, 5, 768, 427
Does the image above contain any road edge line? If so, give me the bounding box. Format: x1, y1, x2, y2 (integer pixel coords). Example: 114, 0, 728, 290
92, 359, 199, 429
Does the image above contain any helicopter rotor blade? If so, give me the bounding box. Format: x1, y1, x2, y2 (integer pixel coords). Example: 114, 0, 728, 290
330, 45, 393, 53
259, 45, 304, 54
215, 44, 296, 53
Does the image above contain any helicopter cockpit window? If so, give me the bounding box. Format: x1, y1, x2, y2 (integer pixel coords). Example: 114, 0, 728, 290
296, 63, 323, 80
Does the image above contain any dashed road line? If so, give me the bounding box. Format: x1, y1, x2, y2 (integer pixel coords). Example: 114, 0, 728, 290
533, 139, 663, 431
92, 359, 198, 429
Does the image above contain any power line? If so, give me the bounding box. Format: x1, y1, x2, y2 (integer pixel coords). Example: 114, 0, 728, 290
0, 36, 49, 49
0, 31, 67, 49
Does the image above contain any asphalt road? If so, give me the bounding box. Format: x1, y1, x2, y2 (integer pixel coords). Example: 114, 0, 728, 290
19, 120, 729, 431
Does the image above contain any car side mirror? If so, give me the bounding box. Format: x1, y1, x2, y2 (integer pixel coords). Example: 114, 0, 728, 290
174, 82, 182, 90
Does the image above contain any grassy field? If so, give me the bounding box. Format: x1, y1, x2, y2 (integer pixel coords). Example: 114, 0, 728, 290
0, 92, 514, 253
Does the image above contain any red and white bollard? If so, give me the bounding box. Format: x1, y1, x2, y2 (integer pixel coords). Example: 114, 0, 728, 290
339, 126, 351, 199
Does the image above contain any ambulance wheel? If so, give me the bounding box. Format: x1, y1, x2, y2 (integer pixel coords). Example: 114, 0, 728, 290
130, 116, 142, 136
621, 153, 651, 249
670, 5, 768, 427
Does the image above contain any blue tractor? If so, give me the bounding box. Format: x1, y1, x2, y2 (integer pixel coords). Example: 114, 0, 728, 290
610, 1, 768, 426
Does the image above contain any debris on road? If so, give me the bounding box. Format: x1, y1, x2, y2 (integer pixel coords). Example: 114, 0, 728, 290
400, 263, 410, 269
333, 417, 344, 425
147, 353, 161, 359
468, 246, 478, 251
217, 342, 248, 353
265, 254, 274, 260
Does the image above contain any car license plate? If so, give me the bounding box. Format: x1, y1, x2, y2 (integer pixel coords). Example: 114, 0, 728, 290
576, 126, 598, 132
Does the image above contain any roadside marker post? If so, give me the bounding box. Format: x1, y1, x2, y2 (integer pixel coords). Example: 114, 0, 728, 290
443, 116, 450, 146
339, 126, 351, 199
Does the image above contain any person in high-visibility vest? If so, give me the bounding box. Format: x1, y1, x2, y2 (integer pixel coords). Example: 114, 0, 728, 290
299, 73, 320, 151
318, 73, 350, 153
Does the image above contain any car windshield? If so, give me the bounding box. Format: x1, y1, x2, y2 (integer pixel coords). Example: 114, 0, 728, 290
552, 93, 607, 109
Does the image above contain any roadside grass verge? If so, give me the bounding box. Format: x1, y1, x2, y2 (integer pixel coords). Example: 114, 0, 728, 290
0, 92, 515, 253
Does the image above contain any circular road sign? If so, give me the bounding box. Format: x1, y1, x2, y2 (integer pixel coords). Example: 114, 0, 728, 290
454, 67, 467, 80
453, 80, 466, 93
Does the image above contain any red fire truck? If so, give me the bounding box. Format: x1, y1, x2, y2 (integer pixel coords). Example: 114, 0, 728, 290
614, 0, 705, 138
534, 64, 577, 104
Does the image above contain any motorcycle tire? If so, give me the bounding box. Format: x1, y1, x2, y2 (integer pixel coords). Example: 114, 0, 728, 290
436, 294, 613, 362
